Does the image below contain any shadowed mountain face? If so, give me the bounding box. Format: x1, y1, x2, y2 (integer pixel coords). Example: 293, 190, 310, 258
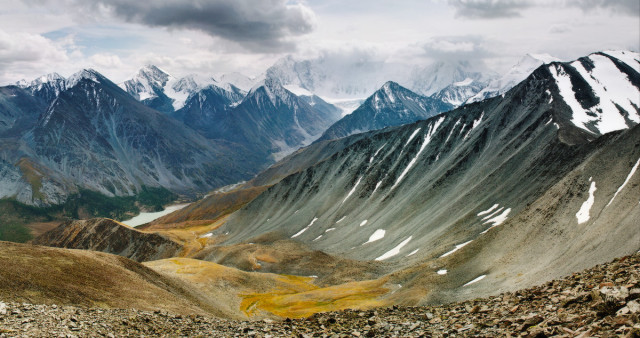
0, 86, 48, 137
170, 85, 244, 138
212, 52, 639, 303
0, 69, 263, 207
29, 71, 262, 195
207, 79, 343, 161
316, 82, 453, 142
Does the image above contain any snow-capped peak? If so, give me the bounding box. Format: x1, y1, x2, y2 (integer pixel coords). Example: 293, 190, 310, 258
409, 60, 490, 97
213, 72, 257, 92
130, 65, 172, 91
467, 53, 561, 103
453, 78, 474, 87
17, 73, 65, 89
381, 81, 399, 103
527, 53, 561, 65
15, 79, 28, 88
34, 73, 64, 85
66, 69, 104, 89
246, 78, 297, 107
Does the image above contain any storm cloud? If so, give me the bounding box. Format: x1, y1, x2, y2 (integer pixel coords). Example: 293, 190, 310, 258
422, 36, 493, 63
25, 0, 317, 52
448, 0, 532, 19
449, 0, 640, 19
575, 0, 640, 14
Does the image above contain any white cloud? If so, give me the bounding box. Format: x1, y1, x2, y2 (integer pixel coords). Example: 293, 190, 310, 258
90, 53, 123, 68
0, 29, 76, 84
0, 1, 637, 85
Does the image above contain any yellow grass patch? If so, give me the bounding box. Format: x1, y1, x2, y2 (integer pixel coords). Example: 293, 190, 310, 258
145, 257, 390, 319
144, 216, 229, 258
240, 279, 390, 319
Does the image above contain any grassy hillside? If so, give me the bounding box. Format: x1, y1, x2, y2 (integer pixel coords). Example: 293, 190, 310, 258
0, 241, 214, 315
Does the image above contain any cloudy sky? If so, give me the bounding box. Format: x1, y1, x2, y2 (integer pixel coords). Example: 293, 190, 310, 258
0, 0, 638, 84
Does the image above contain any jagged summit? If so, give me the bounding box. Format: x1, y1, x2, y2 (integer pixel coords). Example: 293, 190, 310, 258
245, 77, 298, 107
120, 65, 255, 113
65, 68, 107, 89
17, 73, 65, 88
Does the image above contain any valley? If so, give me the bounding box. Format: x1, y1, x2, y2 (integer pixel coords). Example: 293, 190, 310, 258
0, 46, 639, 335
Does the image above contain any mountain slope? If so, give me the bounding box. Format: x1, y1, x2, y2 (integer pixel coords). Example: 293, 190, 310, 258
317, 82, 453, 142
211, 51, 639, 304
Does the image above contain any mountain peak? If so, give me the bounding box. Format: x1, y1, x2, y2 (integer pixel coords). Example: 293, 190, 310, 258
466, 52, 560, 104
65, 69, 105, 89
377, 81, 405, 104
246, 77, 293, 107
381, 81, 400, 90
16, 73, 65, 89
135, 65, 172, 85
141, 64, 166, 72
525, 53, 560, 64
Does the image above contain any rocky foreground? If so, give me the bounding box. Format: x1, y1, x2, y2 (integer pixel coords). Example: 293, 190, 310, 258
1, 253, 639, 337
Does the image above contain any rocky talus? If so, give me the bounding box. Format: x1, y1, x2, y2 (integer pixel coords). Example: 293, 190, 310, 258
1, 253, 639, 337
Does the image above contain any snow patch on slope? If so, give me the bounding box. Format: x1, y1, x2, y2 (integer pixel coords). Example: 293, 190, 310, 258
607, 157, 640, 207
342, 176, 363, 204
392, 116, 445, 190
292, 217, 318, 238
576, 180, 597, 224
481, 208, 511, 233
440, 240, 473, 258
477, 204, 499, 216
364, 229, 386, 244
463, 275, 486, 286
375, 236, 412, 261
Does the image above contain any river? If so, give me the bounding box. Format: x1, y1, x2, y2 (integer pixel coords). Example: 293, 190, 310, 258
120, 203, 190, 227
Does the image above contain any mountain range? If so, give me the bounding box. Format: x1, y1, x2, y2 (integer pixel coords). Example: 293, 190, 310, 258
1, 69, 262, 207
1, 49, 638, 323
264, 55, 498, 109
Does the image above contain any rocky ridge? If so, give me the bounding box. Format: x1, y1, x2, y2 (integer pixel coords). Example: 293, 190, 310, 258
1, 252, 638, 337
31, 218, 182, 262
